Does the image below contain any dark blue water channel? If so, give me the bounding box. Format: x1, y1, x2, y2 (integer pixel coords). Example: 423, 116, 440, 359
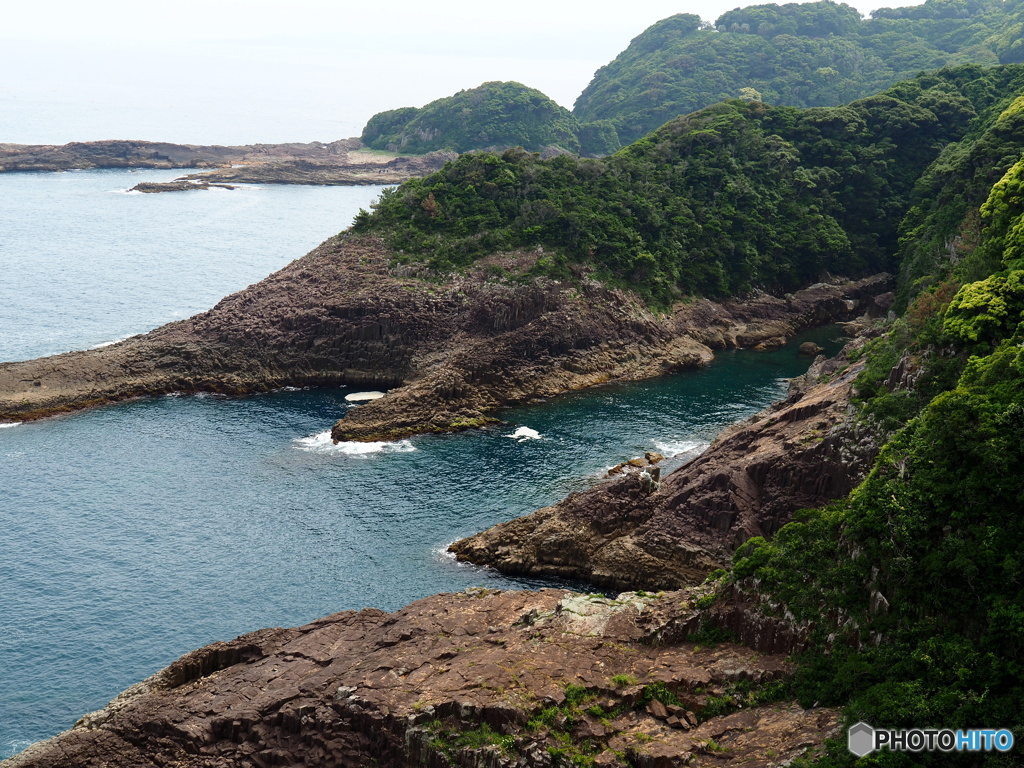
0, 327, 843, 755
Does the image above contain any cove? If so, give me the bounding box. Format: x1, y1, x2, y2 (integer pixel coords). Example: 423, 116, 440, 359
0, 325, 842, 756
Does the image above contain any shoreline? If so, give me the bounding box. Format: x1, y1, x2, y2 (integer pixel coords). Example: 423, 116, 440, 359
0, 139, 453, 188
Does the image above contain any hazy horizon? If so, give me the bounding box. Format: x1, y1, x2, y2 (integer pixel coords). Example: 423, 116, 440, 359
1, 0, 926, 146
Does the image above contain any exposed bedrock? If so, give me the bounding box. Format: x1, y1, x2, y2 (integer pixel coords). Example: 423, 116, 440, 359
450, 348, 881, 591
2, 588, 839, 768
0, 138, 361, 172
0, 232, 891, 440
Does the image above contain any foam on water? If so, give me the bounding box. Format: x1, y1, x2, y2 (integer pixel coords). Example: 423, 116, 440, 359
344, 391, 386, 402
505, 426, 541, 441
0, 422, 22, 428
90, 334, 137, 349
653, 439, 706, 457
293, 430, 416, 456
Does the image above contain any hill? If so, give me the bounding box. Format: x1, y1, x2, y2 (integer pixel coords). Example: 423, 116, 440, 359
357, 65, 1017, 306
574, 0, 1024, 148
359, 81, 581, 155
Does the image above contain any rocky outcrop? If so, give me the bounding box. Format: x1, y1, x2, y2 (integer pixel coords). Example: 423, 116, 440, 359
0, 138, 359, 172
450, 346, 881, 591
0, 233, 891, 440
0, 139, 452, 189
129, 152, 458, 191
2, 587, 839, 768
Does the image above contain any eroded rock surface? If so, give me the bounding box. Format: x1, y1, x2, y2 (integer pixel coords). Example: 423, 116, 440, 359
0, 232, 891, 443
450, 347, 880, 591
2, 588, 839, 768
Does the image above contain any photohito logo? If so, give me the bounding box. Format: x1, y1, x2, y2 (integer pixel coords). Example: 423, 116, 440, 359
848, 722, 1014, 756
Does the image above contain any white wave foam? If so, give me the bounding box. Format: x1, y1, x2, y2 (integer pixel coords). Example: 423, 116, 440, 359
653, 439, 705, 457
0, 422, 22, 429
504, 426, 542, 441
90, 334, 136, 349
344, 391, 385, 402
293, 430, 415, 456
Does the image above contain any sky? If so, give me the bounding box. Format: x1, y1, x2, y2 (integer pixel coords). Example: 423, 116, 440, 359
0, 0, 924, 145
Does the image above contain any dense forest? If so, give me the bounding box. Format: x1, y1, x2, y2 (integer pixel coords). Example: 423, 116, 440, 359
356, 66, 1019, 306
731, 85, 1024, 767
355, 63, 1024, 764
359, 0, 1024, 157
360, 81, 581, 155
575, 0, 1024, 149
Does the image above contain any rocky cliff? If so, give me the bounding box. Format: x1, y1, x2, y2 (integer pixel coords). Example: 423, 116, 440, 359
450, 343, 881, 591
0, 233, 891, 445
2, 587, 838, 768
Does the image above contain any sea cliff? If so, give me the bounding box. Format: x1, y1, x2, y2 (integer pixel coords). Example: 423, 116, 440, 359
0, 233, 890, 444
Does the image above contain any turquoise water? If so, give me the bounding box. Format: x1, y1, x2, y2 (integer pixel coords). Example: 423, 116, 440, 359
0, 170, 844, 757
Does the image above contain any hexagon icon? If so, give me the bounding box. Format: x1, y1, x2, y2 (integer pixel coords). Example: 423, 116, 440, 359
848, 721, 875, 757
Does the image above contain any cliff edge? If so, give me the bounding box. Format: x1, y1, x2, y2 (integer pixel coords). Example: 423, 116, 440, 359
0, 233, 891, 444
2, 587, 838, 768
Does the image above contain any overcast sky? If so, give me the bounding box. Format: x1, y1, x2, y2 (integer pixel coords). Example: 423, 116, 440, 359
0, 0, 924, 145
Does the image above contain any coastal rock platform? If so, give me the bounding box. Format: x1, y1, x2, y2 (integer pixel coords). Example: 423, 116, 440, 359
0, 234, 891, 446
2, 588, 839, 768
450, 348, 879, 590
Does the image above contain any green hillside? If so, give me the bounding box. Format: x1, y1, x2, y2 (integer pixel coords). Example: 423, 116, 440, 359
574, 0, 1024, 148
360, 81, 581, 155
352, 63, 1024, 763
357, 66, 1020, 306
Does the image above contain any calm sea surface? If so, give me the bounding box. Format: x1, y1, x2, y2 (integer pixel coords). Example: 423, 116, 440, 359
0, 169, 844, 757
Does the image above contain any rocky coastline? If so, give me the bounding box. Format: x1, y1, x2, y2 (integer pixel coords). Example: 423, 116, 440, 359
0, 233, 896, 766
0, 139, 454, 189
0, 232, 891, 441
450, 342, 882, 591
2, 586, 839, 768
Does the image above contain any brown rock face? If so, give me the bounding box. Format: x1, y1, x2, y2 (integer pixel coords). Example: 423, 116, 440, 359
2, 588, 839, 768
0, 230, 891, 443
450, 349, 880, 591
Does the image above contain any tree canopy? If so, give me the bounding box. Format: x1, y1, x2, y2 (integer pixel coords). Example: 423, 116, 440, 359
573, 0, 1024, 148
360, 81, 581, 155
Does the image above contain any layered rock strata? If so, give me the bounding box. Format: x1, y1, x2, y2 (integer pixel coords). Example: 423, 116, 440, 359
450, 348, 880, 591
0, 234, 891, 442
2, 587, 839, 768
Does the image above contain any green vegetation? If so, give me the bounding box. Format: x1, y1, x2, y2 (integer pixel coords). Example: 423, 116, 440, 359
727, 81, 1024, 763
356, 66, 1024, 305
574, 0, 1024, 148
357, 62, 1024, 763
360, 81, 580, 154
425, 720, 515, 759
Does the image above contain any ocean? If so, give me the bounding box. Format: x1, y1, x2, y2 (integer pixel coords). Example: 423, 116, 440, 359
0, 168, 843, 757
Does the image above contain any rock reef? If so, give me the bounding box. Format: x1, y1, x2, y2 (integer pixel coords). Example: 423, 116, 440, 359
2, 587, 838, 768
450, 346, 880, 591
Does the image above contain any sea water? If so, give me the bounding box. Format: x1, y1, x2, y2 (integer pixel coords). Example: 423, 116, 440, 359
0, 169, 844, 757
